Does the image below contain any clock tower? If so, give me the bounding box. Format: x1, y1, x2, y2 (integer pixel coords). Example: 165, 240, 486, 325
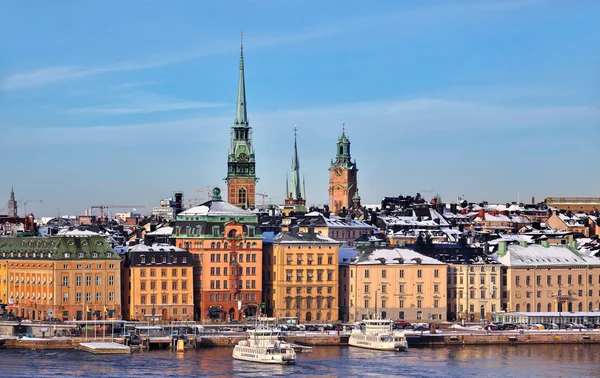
226, 33, 256, 209
328, 126, 358, 214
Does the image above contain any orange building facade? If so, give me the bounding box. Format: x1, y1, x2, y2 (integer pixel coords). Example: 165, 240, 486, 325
122, 244, 194, 322
174, 188, 263, 322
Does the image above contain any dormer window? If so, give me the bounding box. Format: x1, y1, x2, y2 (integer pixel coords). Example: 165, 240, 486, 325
64, 253, 71, 258
78, 253, 84, 258
162, 256, 167, 264
92, 253, 98, 258
96, 241, 103, 246
140, 255, 146, 264
106, 252, 112, 258
151, 256, 156, 263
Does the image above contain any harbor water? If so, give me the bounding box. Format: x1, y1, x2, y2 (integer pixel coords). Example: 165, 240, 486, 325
1, 344, 599, 377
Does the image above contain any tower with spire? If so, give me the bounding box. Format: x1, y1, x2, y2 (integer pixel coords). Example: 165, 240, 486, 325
284, 125, 307, 214
7, 187, 17, 218
328, 124, 359, 214
226, 32, 257, 209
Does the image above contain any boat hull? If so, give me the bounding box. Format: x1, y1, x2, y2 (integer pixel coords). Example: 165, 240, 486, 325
348, 337, 408, 351
232, 349, 295, 365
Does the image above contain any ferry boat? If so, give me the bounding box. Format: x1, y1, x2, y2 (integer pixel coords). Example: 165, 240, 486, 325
232, 328, 296, 365
349, 319, 408, 351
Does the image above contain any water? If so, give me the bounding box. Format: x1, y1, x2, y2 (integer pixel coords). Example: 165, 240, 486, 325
1, 345, 599, 377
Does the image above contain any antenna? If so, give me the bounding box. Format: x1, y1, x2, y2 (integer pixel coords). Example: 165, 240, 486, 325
240, 31, 244, 49
294, 124, 297, 140
342, 123, 345, 135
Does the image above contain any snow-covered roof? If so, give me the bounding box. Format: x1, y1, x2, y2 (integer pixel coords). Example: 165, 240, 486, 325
557, 213, 586, 227
497, 244, 600, 267
273, 231, 340, 244
128, 243, 186, 253
179, 201, 253, 217
146, 227, 173, 236
341, 247, 445, 266
56, 229, 101, 237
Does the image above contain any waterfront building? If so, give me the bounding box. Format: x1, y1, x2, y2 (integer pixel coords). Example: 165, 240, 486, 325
122, 244, 194, 322
447, 263, 502, 322
471, 210, 516, 233
297, 212, 377, 247
328, 127, 358, 215
497, 242, 600, 314
226, 36, 256, 209
0, 233, 121, 321
282, 126, 307, 215
173, 187, 262, 321
262, 228, 341, 322
339, 247, 447, 322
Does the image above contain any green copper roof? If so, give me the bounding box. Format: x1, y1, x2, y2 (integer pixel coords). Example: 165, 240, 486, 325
290, 125, 301, 200
0, 235, 120, 260
235, 33, 248, 127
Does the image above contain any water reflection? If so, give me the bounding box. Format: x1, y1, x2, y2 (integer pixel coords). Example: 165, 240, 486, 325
1, 344, 599, 377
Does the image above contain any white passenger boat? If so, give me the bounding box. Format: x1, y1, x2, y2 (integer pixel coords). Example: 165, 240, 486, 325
232, 328, 296, 364
349, 319, 408, 351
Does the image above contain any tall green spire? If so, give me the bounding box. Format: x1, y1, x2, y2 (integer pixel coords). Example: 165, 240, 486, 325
235, 31, 248, 126
291, 125, 301, 200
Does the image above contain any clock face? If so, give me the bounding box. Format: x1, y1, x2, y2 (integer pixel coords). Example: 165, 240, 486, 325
335, 167, 343, 176
238, 153, 248, 161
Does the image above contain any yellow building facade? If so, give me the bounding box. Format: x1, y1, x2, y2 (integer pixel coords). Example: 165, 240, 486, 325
447, 264, 502, 322
339, 247, 447, 322
263, 229, 341, 322
0, 234, 122, 321
498, 243, 600, 314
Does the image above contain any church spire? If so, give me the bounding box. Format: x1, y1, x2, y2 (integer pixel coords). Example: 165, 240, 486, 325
291, 125, 301, 200
235, 31, 248, 126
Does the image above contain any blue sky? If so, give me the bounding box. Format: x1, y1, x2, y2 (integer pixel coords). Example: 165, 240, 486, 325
1, 0, 599, 217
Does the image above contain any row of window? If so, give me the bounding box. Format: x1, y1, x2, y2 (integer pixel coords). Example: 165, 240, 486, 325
175, 226, 256, 238
140, 294, 187, 305
328, 229, 370, 239
139, 280, 188, 291
452, 266, 498, 273
209, 253, 257, 263
285, 297, 334, 309
1, 251, 112, 259
285, 270, 334, 282
285, 255, 334, 265
454, 303, 498, 313
210, 266, 256, 276
514, 302, 595, 313
353, 282, 441, 295
360, 298, 439, 309
515, 289, 600, 299
451, 289, 496, 300
62, 275, 116, 287
449, 275, 498, 285
61, 291, 115, 302
359, 269, 439, 279
140, 268, 187, 277
61, 263, 115, 269
209, 279, 257, 289
139, 307, 188, 316
139, 255, 187, 264
515, 274, 600, 286
282, 286, 332, 295
209, 293, 256, 302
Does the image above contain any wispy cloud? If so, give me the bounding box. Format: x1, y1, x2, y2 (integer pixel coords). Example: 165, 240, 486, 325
5, 86, 597, 147
64, 91, 228, 115
1, 0, 542, 91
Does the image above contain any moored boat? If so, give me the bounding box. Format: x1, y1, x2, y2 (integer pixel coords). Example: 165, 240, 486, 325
232, 328, 296, 364
349, 319, 408, 351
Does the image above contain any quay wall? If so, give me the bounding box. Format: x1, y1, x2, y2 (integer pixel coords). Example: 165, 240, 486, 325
409, 332, 600, 347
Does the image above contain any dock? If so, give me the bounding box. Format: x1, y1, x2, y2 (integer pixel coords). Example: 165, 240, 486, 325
79, 342, 132, 355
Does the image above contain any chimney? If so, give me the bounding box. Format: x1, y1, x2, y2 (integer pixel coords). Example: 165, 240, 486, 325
532, 196, 535, 205
541, 240, 549, 248
478, 209, 485, 218
289, 225, 299, 235
450, 203, 457, 215
497, 241, 507, 255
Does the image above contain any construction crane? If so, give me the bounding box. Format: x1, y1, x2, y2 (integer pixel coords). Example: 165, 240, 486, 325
89, 205, 146, 218
195, 186, 214, 201
256, 191, 269, 207
183, 198, 204, 208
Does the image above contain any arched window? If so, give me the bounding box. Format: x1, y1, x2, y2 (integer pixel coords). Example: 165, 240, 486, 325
526, 303, 531, 312
251, 242, 257, 249
590, 302, 593, 311
224, 242, 228, 249
246, 242, 251, 249
547, 303, 552, 312
211, 242, 215, 249
537, 303, 541, 312
516, 304, 520, 312
216, 242, 221, 249
578, 302, 583, 312
238, 188, 247, 205
339, 145, 343, 155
